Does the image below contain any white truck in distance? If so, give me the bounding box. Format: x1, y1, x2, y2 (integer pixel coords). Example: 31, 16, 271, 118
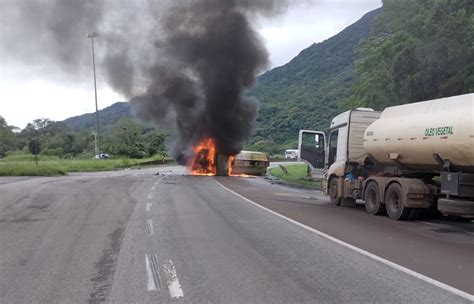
298, 93, 474, 220
285, 149, 299, 160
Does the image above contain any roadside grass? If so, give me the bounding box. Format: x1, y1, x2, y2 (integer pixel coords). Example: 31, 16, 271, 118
0, 157, 176, 176
1, 154, 62, 162
0, 163, 66, 176
268, 164, 322, 189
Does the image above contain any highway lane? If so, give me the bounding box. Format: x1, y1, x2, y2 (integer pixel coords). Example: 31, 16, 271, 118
218, 176, 474, 295
0, 166, 471, 303
0, 171, 147, 303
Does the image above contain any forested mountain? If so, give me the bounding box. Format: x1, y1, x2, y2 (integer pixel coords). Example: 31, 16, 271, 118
248, 0, 472, 153
247, 8, 381, 152
63, 102, 131, 131
347, 0, 473, 109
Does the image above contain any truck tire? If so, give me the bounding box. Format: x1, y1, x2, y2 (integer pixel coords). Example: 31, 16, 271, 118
328, 177, 341, 206
364, 181, 385, 215
385, 183, 413, 220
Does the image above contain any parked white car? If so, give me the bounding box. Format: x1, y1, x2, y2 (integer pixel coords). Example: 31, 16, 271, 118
284, 149, 298, 160
94, 153, 109, 160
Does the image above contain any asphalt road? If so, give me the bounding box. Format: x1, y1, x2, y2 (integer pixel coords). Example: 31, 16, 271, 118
0, 166, 472, 303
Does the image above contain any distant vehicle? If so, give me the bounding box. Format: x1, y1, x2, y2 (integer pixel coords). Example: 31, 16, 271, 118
284, 149, 299, 160
230, 151, 269, 176
299, 93, 474, 220
94, 153, 109, 160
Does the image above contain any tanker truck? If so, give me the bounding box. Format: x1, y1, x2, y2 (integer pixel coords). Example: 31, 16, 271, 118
298, 93, 474, 220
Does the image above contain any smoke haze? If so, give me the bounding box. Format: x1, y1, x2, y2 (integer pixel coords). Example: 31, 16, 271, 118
0, 0, 303, 163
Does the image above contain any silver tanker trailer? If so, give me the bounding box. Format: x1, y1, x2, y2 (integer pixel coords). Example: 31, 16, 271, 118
298, 93, 474, 220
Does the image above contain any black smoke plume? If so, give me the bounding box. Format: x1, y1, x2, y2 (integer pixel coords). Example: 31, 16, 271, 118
0, 0, 299, 164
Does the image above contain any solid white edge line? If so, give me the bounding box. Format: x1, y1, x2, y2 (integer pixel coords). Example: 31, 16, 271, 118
215, 180, 474, 301
145, 255, 157, 291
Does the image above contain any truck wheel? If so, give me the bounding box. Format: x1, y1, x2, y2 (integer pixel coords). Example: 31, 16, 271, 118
364, 182, 385, 215
328, 177, 341, 206
385, 183, 412, 220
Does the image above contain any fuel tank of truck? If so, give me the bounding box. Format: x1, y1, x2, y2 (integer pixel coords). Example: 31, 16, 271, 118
363, 93, 474, 173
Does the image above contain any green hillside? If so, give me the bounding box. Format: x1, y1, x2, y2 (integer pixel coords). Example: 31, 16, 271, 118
247, 9, 381, 153
347, 0, 473, 109
63, 102, 131, 131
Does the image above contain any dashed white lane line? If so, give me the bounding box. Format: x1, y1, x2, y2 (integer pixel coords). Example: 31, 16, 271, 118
146, 203, 152, 213
145, 219, 154, 236
145, 254, 161, 291
148, 193, 153, 199
215, 180, 474, 302
162, 260, 184, 299
151, 186, 156, 190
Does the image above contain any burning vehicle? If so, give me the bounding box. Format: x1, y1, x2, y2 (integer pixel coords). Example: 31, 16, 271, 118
189, 139, 218, 176
189, 138, 269, 176
229, 151, 269, 176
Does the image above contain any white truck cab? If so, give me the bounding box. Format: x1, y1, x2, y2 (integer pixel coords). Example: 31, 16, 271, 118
299, 109, 381, 192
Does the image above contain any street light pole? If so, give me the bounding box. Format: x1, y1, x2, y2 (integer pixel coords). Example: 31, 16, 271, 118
85, 32, 100, 157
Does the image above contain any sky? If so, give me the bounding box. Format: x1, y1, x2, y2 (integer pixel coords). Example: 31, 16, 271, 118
0, 0, 382, 129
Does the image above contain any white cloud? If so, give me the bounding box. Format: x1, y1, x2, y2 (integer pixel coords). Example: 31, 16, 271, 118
258, 0, 382, 67
0, 77, 122, 129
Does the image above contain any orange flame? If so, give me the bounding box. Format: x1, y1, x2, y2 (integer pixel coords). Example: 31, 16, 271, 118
189, 138, 217, 176
189, 138, 254, 177
228, 156, 235, 176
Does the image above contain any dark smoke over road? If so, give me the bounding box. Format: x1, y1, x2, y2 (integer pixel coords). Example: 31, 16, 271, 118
0, 0, 303, 163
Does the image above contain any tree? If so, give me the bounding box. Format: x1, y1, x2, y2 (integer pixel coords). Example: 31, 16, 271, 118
346, 0, 474, 109
103, 118, 145, 158
28, 139, 41, 164
0, 116, 20, 157
143, 131, 166, 156
18, 118, 89, 158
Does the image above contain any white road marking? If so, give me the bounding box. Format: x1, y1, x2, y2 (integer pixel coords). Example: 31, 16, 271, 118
215, 180, 474, 302
146, 219, 154, 236
162, 260, 184, 299
148, 193, 153, 199
146, 203, 152, 213
145, 254, 161, 291
152, 186, 156, 190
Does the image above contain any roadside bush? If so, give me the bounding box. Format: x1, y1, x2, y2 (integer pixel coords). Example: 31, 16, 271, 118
41, 147, 64, 157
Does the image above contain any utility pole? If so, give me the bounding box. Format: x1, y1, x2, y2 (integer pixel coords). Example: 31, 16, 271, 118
85, 32, 100, 157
